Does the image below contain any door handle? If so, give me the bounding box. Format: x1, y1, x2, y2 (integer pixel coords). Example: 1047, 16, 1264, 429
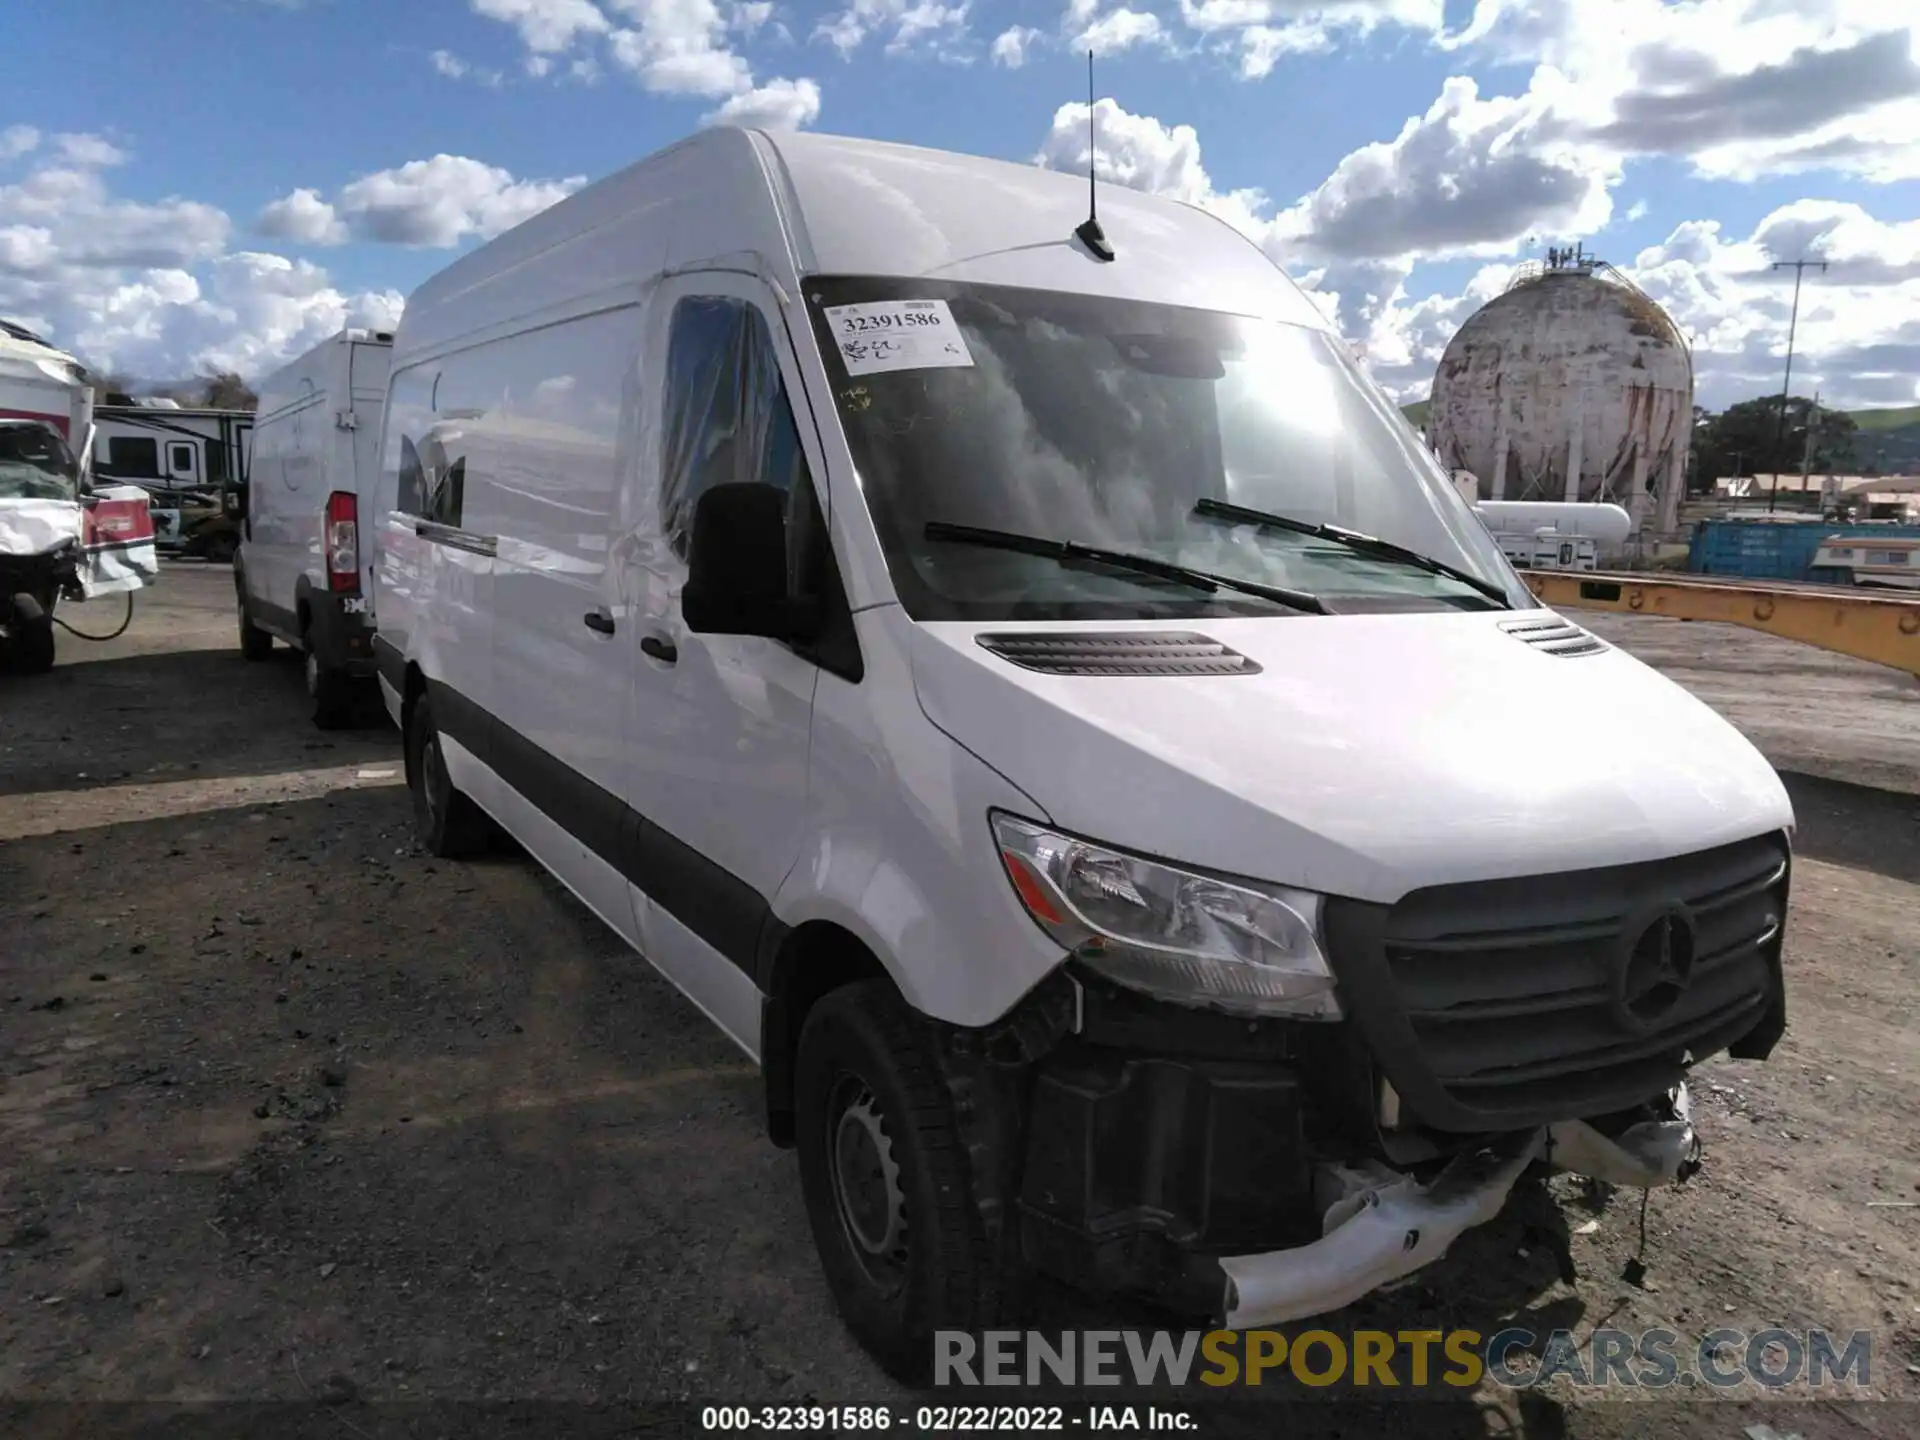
640, 634, 677, 664
583, 612, 616, 635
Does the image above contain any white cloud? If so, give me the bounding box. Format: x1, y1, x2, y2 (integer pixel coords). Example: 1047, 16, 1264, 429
703, 76, 823, 129
0, 148, 401, 383
1038, 99, 1240, 210
733, 0, 773, 36
1237, 20, 1332, 79
431, 48, 507, 85
53, 133, 128, 168
2, 164, 230, 271
1266, 73, 1618, 268
333, 155, 587, 246
1076, 8, 1166, 56
469, 0, 610, 53
1445, 1, 1920, 183
815, 0, 972, 59
1174, 0, 1443, 79
1, 125, 43, 162
990, 25, 1043, 66
254, 187, 349, 246
608, 0, 751, 94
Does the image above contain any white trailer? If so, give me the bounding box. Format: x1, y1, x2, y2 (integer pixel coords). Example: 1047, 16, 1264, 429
93, 399, 253, 499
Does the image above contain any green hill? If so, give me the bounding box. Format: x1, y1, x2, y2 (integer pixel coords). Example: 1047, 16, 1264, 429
1849, 403, 1920, 433
1400, 399, 1429, 429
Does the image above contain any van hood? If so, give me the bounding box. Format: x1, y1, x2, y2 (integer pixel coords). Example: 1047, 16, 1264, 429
907, 610, 1794, 903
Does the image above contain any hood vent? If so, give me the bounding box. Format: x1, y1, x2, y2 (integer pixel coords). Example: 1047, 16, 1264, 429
1500, 615, 1608, 657
976, 631, 1262, 676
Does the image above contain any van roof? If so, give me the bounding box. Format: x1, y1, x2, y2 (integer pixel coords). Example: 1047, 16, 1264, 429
394, 127, 1332, 363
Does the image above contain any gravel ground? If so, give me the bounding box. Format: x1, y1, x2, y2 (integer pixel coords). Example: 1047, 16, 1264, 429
2, 565, 1916, 1440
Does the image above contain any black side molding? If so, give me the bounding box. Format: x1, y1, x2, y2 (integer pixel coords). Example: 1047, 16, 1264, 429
425, 676, 778, 986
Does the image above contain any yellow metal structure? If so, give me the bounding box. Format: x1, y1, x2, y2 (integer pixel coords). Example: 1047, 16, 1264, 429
1524, 571, 1920, 679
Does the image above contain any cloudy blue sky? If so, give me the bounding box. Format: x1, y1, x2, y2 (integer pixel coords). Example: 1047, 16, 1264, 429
3, 0, 1917, 409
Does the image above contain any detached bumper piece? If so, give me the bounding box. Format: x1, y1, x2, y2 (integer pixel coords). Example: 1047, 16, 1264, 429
1221, 1130, 1536, 1330
1217, 1083, 1701, 1331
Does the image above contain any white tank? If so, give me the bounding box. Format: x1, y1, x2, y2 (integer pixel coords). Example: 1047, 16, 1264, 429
1425, 255, 1693, 534
1473, 501, 1633, 545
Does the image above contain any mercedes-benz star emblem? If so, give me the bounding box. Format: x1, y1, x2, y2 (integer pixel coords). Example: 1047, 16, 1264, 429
1611, 904, 1697, 1033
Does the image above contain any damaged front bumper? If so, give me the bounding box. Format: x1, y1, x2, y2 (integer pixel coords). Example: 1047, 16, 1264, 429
1218, 1084, 1701, 1330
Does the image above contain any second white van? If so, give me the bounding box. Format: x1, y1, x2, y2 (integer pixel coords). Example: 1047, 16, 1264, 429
369, 128, 1795, 1384
236, 328, 392, 727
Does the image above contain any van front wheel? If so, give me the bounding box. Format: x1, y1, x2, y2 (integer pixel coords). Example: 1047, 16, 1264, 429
794, 980, 1013, 1385
404, 692, 493, 858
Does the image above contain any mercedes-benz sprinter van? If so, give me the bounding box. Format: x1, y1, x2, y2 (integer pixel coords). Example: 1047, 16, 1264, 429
368, 128, 1794, 1384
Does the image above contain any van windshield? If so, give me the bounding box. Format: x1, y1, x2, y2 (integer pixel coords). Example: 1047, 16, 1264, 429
803, 276, 1528, 622
0, 422, 80, 502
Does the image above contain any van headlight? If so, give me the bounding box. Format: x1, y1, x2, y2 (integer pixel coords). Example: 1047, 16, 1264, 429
991, 813, 1341, 1019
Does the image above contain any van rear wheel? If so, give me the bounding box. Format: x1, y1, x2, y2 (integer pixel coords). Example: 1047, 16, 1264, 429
794, 980, 1014, 1385
305, 642, 356, 731
405, 691, 493, 858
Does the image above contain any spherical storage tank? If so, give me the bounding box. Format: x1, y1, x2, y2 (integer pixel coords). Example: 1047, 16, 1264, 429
1425, 252, 1693, 533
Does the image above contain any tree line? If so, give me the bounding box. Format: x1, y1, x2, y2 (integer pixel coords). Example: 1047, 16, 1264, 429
1690, 395, 1859, 487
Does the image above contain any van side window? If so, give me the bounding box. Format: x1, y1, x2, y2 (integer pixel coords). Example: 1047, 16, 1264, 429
397, 436, 426, 516
660, 297, 810, 564
396, 439, 465, 528
430, 458, 465, 528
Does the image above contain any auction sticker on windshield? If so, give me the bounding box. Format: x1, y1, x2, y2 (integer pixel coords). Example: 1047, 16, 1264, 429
824, 299, 975, 376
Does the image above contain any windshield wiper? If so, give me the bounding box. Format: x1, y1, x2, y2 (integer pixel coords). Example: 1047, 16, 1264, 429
923, 521, 1329, 615
1192, 497, 1512, 608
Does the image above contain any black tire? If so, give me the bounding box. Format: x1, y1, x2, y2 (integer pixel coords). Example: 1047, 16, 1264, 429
9, 592, 55, 674
404, 690, 493, 858
236, 583, 273, 660
202, 532, 237, 565
794, 980, 1014, 1386
305, 639, 357, 731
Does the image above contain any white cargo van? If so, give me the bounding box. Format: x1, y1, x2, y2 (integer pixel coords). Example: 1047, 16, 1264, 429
369, 129, 1795, 1383
236, 329, 393, 727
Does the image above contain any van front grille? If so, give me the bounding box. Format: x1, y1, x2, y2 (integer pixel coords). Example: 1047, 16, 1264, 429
975, 632, 1261, 677
1323, 832, 1789, 1131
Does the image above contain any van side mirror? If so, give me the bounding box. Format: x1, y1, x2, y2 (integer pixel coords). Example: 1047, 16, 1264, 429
682, 482, 819, 641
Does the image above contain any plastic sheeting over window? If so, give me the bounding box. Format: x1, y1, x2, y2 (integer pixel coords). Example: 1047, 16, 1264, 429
660, 297, 809, 563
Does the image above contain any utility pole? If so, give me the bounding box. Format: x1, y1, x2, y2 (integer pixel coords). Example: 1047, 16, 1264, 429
1767, 258, 1827, 512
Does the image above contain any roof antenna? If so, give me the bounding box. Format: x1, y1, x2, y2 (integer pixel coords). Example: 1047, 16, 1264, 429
1073, 49, 1115, 262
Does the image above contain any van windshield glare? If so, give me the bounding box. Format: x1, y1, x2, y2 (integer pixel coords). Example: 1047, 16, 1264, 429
803, 276, 1527, 622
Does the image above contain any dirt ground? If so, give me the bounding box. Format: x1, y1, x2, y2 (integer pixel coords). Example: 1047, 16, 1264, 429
2, 565, 1917, 1439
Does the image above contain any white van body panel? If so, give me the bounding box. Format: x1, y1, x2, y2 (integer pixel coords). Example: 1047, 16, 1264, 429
768, 605, 1066, 1027
244, 329, 392, 635
372, 123, 1792, 1042
907, 612, 1793, 907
